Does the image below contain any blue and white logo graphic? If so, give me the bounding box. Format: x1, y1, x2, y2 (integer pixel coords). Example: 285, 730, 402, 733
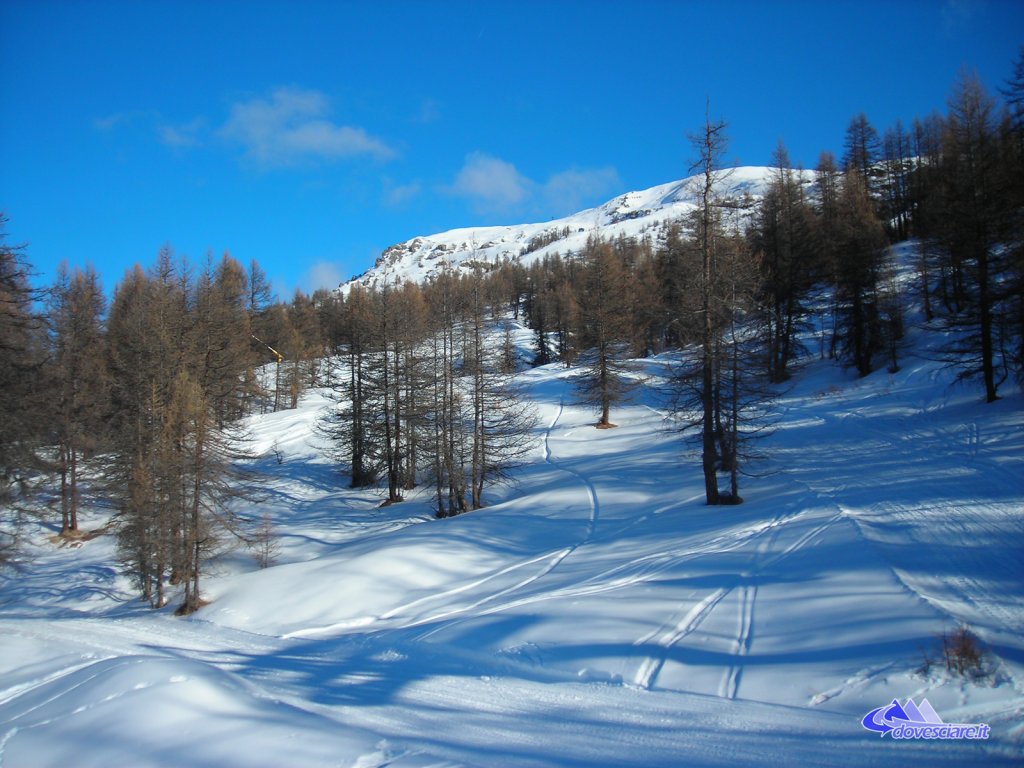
861, 698, 990, 740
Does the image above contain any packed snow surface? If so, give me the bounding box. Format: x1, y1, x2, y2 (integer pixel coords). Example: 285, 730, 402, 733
2, 250, 1023, 766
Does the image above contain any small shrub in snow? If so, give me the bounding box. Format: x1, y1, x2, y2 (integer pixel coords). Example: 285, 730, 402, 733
942, 626, 988, 679
920, 626, 992, 682
253, 513, 280, 569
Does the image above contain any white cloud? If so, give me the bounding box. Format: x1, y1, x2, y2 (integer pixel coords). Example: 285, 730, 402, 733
220, 87, 394, 168
300, 260, 344, 293
542, 167, 621, 216
446, 152, 621, 217
448, 152, 533, 213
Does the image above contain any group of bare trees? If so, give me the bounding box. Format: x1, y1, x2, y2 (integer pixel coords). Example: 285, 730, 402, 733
1, 217, 48, 561
105, 251, 258, 612
815, 63, 1024, 403
47, 263, 108, 534
322, 269, 535, 518
0, 233, 337, 610
913, 69, 1024, 401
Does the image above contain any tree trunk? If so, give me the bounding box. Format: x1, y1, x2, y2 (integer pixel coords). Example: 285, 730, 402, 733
978, 248, 998, 402
699, 118, 720, 506
59, 444, 70, 533
69, 445, 79, 531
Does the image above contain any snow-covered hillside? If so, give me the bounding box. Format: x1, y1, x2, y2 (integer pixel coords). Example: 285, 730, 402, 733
344, 166, 782, 291
1, 245, 1023, 766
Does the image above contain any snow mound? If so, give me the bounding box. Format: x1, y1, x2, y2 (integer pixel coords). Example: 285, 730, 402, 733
0, 655, 435, 768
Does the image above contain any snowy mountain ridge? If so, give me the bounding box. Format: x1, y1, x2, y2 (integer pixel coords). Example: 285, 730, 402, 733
343, 166, 794, 292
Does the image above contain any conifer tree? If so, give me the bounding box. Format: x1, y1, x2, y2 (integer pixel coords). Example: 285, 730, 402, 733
663, 112, 772, 505
194, 254, 252, 426
831, 172, 890, 377
695, 112, 729, 505
1002, 48, 1024, 375
245, 259, 277, 411
372, 282, 406, 505
524, 261, 553, 366
676, 110, 735, 506
48, 263, 109, 533
933, 73, 1011, 400
909, 113, 946, 322
574, 237, 635, 427
108, 258, 185, 607
843, 112, 883, 197
750, 143, 816, 382
108, 250, 249, 612
423, 266, 469, 516
343, 284, 378, 486
656, 220, 698, 348
396, 281, 429, 490
882, 120, 913, 241
0, 216, 46, 510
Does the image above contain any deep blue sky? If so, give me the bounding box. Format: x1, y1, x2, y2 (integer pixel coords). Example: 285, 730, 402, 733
1, 0, 1021, 298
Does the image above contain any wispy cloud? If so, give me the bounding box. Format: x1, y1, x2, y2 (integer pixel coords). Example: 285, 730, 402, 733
93, 110, 153, 133
94, 113, 130, 132
383, 178, 423, 206
446, 152, 620, 217
941, 0, 978, 34
417, 98, 441, 124
220, 87, 395, 169
158, 117, 205, 148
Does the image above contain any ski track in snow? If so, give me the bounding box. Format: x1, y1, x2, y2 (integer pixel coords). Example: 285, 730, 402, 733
291, 398, 605, 643
811, 401, 1023, 640
543, 398, 601, 539
413, 398, 604, 642
630, 504, 842, 695
413, 400, 844, 678
720, 583, 756, 700
633, 586, 730, 690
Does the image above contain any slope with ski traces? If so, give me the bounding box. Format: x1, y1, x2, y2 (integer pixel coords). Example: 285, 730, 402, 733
1, 319, 1022, 765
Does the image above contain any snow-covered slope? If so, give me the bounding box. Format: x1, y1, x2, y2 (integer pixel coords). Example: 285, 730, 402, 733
1, 244, 1023, 766
344, 166, 781, 291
